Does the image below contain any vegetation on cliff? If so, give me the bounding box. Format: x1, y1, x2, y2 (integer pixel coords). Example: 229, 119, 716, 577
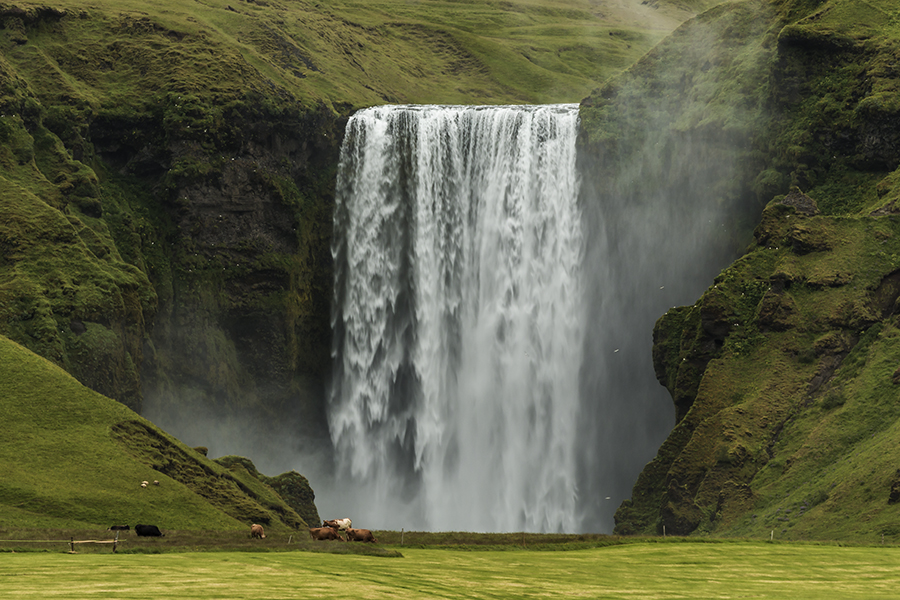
215, 454, 321, 529
589, 0, 900, 541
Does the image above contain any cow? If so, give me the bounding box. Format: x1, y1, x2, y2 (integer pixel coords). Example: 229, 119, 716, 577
309, 527, 344, 541
323, 518, 351, 531
135, 524, 163, 537
107, 525, 130, 531
345, 528, 378, 543
250, 524, 266, 539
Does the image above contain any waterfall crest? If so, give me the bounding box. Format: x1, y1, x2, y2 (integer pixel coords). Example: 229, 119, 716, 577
330, 104, 585, 532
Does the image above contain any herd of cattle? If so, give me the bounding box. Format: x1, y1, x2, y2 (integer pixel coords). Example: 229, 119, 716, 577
106, 518, 377, 543
311, 518, 377, 543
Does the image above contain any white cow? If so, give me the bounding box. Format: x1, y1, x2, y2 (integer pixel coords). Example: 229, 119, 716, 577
323, 518, 352, 531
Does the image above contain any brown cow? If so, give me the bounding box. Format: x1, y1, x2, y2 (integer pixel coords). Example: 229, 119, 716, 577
309, 527, 345, 541
323, 518, 351, 531
250, 524, 266, 539
345, 528, 378, 543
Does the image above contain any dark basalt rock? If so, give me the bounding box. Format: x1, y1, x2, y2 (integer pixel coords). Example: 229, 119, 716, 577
779, 188, 820, 217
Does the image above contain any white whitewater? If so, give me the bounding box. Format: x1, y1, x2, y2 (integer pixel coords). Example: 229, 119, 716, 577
329, 104, 585, 532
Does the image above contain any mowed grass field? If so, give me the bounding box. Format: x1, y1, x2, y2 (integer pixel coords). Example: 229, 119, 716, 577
2, 542, 900, 599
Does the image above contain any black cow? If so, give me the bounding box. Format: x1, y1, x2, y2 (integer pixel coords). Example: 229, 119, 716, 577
107, 525, 130, 531
135, 524, 163, 537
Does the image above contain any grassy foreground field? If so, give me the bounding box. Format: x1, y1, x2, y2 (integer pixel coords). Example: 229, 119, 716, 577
1, 542, 899, 599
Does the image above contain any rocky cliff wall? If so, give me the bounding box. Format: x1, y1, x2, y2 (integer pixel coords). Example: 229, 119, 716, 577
131, 104, 343, 451
0, 6, 343, 444
590, 0, 900, 539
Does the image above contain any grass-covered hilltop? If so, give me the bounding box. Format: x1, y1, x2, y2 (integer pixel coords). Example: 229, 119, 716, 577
3, 0, 900, 541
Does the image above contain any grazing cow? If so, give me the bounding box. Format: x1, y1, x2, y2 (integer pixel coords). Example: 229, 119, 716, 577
135, 524, 163, 537
309, 527, 344, 541
345, 528, 378, 543
250, 524, 266, 539
323, 518, 351, 531
107, 525, 130, 531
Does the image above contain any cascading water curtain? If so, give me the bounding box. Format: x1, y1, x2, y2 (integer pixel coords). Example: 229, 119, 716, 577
330, 104, 585, 532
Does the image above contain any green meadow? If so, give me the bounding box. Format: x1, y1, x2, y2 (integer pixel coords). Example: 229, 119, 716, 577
2, 542, 899, 599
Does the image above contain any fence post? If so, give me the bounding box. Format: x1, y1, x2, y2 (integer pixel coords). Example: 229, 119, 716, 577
70, 537, 74, 553
401, 528, 404, 545
113, 531, 118, 553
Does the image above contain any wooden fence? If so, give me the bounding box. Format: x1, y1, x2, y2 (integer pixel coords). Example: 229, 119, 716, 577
0, 533, 123, 553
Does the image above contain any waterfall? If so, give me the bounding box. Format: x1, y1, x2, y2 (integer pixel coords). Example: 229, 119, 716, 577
329, 104, 585, 533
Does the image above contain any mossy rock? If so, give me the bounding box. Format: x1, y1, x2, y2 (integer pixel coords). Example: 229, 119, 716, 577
261, 471, 321, 530
215, 455, 319, 529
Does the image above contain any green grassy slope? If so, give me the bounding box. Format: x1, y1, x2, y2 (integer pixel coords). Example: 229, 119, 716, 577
1, 0, 707, 109
0, 333, 312, 530
604, 0, 900, 540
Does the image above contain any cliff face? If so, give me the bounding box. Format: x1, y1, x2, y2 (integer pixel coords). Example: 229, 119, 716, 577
646, 199, 900, 540
590, 0, 900, 539
132, 105, 342, 444
0, 7, 343, 436
576, 0, 778, 531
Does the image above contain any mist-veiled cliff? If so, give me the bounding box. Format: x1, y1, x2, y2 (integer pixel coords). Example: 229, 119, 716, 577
576, 0, 777, 531
582, 0, 900, 540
